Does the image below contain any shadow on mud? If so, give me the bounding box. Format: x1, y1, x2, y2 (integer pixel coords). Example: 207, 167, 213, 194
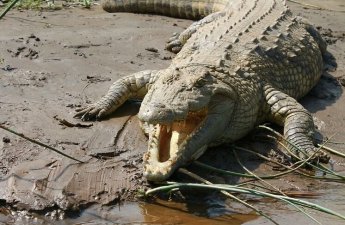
301, 51, 342, 113
302, 72, 343, 113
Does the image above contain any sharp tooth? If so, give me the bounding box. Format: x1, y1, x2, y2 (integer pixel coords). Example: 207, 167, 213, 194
155, 124, 160, 136
167, 124, 171, 133
170, 130, 179, 156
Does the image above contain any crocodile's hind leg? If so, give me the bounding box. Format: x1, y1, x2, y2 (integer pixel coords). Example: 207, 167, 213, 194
264, 86, 329, 163
166, 11, 226, 53
74, 70, 160, 120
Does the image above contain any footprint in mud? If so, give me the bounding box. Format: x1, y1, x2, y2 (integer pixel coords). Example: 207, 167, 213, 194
7, 34, 41, 60
1, 65, 17, 71
316, 26, 345, 45
82, 75, 111, 83
7, 46, 39, 60
2, 70, 49, 88
73, 49, 87, 58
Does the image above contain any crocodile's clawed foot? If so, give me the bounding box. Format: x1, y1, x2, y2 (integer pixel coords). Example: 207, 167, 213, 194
296, 148, 330, 165
310, 150, 330, 164
166, 33, 182, 53
74, 104, 106, 121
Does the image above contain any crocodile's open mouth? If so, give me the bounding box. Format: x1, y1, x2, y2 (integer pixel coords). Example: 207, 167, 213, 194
158, 109, 207, 162
143, 109, 208, 181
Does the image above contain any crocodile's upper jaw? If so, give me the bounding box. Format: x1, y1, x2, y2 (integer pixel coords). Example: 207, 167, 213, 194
143, 109, 209, 181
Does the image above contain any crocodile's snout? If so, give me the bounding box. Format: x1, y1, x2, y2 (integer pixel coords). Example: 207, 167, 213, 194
138, 102, 175, 124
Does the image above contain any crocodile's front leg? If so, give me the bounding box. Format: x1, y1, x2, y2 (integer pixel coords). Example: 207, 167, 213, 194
264, 86, 330, 163
74, 70, 159, 120
166, 11, 226, 53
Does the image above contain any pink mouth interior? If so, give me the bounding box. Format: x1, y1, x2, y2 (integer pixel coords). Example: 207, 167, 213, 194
157, 109, 207, 162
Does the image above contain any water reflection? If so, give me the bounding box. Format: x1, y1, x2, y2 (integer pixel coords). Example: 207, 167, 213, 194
0, 198, 258, 225
70, 198, 258, 225
139, 198, 258, 225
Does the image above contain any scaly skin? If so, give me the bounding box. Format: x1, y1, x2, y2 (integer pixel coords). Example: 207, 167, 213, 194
75, 0, 329, 181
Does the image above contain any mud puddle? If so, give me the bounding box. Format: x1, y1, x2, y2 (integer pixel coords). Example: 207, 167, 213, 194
1, 0, 345, 224
0, 200, 259, 224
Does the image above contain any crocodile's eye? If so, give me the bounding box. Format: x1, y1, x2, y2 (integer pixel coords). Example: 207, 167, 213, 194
194, 78, 207, 87
162, 73, 180, 84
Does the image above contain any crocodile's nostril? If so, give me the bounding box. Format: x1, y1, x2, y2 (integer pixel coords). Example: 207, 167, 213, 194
138, 102, 175, 123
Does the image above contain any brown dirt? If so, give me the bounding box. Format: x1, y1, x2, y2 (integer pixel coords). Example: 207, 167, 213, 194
0, 0, 345, 224
0, 5, 190, 211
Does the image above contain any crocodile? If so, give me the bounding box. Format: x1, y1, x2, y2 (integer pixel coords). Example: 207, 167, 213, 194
75, 0, 330, 181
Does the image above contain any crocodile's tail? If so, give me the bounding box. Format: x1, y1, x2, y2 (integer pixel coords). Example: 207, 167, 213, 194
101, 0, 229, 19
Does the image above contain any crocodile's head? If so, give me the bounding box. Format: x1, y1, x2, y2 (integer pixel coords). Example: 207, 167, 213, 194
138, 68, 235, 181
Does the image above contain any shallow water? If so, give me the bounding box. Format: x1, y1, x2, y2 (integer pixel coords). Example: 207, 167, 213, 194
60, 184, 345, 225
1, 182, 345, 225
0, 199, 259, 225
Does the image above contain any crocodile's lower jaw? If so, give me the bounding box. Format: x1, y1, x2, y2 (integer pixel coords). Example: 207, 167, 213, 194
143, 109, 207, 181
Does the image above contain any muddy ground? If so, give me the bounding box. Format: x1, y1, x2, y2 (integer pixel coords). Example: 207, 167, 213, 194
0, 0, 345, 224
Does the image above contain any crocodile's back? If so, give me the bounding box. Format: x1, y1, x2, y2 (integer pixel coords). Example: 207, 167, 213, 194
170, 0, 325, 100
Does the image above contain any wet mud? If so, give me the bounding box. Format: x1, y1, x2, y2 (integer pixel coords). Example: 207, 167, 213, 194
0, 0, 345, 224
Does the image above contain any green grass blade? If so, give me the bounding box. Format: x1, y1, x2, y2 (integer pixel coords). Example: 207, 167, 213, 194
0, 0, 21, 20
146, 183, 345, 221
